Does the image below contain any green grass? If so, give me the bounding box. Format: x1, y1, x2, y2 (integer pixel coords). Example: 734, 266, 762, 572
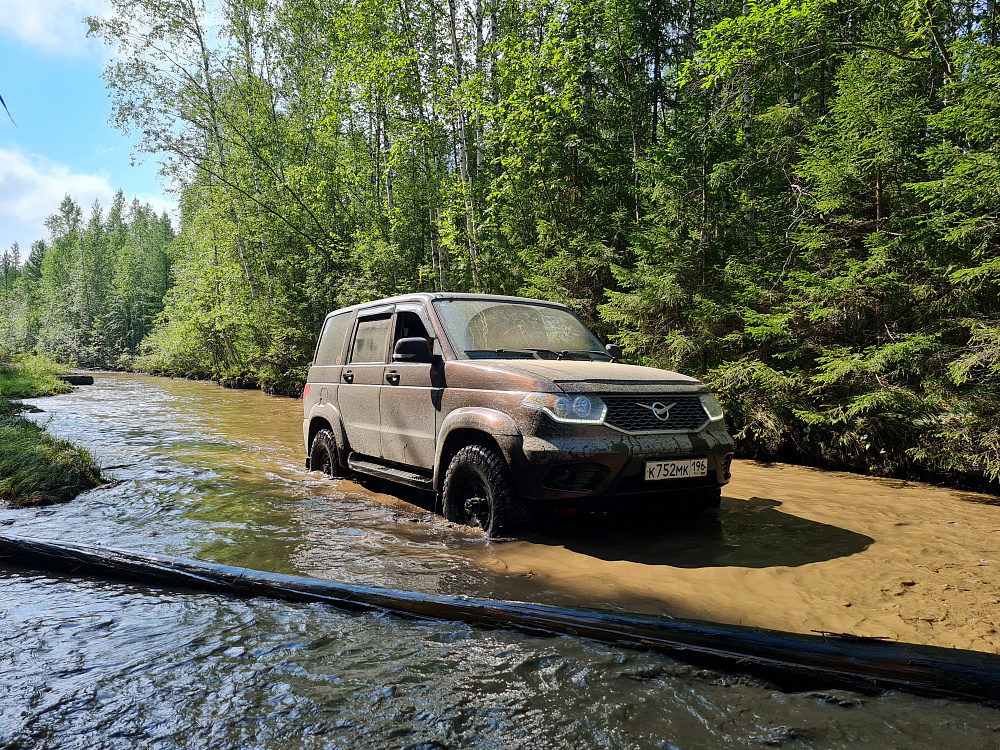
0, 356, 73, 399
0, 359, 102, 507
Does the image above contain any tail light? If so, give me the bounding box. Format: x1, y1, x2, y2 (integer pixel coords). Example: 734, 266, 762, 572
303, 383, 310, 399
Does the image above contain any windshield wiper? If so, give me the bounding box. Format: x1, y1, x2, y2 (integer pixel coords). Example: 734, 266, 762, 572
557, 350, 613, 361
464, 348, 560, 359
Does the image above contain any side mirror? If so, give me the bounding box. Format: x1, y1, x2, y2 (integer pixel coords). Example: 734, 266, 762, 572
393, 337, 437, 363
605, 343, 623, 361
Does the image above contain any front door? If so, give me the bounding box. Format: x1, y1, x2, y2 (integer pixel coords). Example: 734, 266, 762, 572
338, 307, 393, 458
380, 305, 442, 469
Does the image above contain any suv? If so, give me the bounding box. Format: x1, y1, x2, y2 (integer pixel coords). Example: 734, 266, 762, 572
303, 293, 734, 536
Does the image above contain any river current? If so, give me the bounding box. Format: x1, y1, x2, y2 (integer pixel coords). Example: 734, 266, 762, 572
1, 374, 998, 748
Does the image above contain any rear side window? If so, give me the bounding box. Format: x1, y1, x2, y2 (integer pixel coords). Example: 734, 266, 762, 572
315, 313, 352, 366
350, 315, 392, 364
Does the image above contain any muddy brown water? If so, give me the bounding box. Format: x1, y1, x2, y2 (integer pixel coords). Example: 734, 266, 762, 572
2, 373, 999, 748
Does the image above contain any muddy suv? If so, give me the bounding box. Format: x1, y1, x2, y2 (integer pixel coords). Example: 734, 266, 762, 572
303, 293, 734, 536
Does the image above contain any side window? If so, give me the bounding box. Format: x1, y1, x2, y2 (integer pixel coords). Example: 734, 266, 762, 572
314, 313, 352, 366
394, 311, 430, 345
349, 315, 392, 364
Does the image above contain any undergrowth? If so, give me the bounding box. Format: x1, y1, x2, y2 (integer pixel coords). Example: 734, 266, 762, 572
0, 356, 73, 399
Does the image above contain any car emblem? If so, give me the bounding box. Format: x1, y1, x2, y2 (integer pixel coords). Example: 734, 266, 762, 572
638, 401, 676, 421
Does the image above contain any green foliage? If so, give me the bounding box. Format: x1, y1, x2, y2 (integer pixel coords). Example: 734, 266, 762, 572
1, 193, 172, 368
3, 0, 998, 485
0, 357, 72, 399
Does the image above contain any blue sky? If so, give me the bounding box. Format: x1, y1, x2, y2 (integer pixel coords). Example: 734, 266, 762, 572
0, 0, 173, 253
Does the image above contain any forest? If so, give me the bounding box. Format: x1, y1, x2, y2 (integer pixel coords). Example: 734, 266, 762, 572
1, 0, 998, 486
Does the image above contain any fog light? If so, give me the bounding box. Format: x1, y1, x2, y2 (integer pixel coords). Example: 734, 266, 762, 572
551, 466, 576, 486
543, 463, 609, 491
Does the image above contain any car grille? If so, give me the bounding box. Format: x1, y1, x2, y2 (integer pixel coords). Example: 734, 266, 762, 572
603, 395, 709, 433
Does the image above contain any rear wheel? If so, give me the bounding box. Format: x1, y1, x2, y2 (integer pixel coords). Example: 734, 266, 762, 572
442, 445, 519, 538
310, 429, 341, 477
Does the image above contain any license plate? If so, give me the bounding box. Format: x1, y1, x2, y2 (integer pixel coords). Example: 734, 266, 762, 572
644, 458, 708, 481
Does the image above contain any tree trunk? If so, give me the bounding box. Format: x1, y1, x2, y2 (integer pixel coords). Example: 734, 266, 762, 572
186, 0, 258, 304
446, 0, 481, 289
3, 533, 1000, 706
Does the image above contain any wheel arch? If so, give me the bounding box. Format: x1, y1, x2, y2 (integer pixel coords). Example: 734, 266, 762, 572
433, 408, 523, 492
306, 411, 349, 466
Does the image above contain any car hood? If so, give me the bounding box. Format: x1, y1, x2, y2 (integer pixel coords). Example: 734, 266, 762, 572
487, 360, 707, 394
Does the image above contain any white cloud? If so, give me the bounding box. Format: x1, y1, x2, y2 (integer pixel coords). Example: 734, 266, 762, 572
0, 147, 174, 250
133, 191, 176, 218
0, 0, 108, 57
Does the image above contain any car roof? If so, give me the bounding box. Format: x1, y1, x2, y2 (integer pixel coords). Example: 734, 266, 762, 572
322, 292, 571, 321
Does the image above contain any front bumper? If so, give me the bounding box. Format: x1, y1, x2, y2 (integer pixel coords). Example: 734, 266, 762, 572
510, 424, 734, 507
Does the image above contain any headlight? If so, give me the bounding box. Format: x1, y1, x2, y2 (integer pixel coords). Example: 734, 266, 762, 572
521, 393, 607, 424
699, 393, 725, 421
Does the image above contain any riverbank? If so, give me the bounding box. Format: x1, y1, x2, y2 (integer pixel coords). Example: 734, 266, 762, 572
0, 359, 102, 507
128, 357, 306, 397
129, 360, 1000, 496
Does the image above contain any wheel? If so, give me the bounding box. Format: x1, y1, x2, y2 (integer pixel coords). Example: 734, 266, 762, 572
641, 486, 720, 527
442, 445, 519, 537
310, 429, 342, 477
693, 486, 722, 511
684, 486, 721, 517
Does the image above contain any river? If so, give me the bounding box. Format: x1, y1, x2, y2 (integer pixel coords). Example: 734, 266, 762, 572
1, 373, 999, 748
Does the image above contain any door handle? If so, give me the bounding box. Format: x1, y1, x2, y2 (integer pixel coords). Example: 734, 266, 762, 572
385, 370, 400, 385
343, 370, 354, 383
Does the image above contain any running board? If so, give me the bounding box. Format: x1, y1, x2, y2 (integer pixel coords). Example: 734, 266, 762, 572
348, 455, 434, 491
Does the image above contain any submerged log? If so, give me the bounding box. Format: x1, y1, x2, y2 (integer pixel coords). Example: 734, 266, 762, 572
58, 375, 94, 386
1, 533, 998, 705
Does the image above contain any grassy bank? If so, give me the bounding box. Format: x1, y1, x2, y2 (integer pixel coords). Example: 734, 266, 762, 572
0, 356, 72, 399
0, 359, 103, 507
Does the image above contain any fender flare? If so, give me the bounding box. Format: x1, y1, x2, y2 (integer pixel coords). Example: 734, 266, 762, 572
433, 407, 524, 490
306, 402, 349, 467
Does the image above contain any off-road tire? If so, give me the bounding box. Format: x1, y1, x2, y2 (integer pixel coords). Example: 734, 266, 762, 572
442, 445, 519, 538
310, 429, 341, 478
644, 486, 720, 526
685, 486, 721, 516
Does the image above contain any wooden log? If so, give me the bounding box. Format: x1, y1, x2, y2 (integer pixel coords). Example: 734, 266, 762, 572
1, 533, 998, 705
58, 375, 94, 386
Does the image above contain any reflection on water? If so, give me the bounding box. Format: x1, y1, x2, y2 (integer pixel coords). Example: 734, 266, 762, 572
2, 374, 999, 746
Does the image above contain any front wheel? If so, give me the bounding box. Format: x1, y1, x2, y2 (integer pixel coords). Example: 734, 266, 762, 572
310, 429, 342, 478
442, 445, 519, 538
683, 486, 721, 517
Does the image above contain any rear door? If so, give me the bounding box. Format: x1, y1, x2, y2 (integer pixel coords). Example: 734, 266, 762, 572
338, 305, 393, 458
307, 311, 353, 407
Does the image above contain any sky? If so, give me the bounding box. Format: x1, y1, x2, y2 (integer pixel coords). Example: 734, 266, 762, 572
0, 0, 173, 254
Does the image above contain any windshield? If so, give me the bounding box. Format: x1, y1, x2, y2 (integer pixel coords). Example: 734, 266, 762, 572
433, 299, 608, 360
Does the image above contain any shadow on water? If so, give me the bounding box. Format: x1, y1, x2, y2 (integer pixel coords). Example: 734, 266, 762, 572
526, 496, 874, 568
